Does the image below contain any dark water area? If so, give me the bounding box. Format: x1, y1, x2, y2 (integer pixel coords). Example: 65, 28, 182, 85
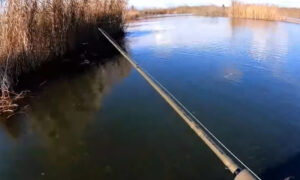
14, 30, 124, 92
0, 15, 300, 180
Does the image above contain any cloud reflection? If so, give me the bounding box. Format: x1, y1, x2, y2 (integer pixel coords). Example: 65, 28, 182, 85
230, 18, 289, 79
127, 16, 232, 50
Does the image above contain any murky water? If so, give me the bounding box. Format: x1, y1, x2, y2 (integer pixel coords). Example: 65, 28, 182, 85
1, 16, 300, 180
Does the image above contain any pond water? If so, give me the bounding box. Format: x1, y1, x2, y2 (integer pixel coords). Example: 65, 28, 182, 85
1, 15, 300, 180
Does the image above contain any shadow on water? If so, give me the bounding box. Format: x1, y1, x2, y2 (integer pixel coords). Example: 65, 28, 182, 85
0, 28, 132, 134
261, 152, 300, 180
0, 27, 132, 168
0, 54, 132, 179
1, 55, 132, 139
13, 31, 127, 92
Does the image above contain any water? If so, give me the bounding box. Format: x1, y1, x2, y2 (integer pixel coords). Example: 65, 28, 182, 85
1, 16, 300, 180
126, 16, 300, 179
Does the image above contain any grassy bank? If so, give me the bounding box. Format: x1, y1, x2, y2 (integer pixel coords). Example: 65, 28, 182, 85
0, 0, 126, 115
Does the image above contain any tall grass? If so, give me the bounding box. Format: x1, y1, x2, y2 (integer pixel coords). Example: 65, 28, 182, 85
280, 8, 300, 19
173, 6, 228, 17
127, 2, 300, 22
230, 1, 282, 21
0, 0, 126, 71
126, 6, 228, 20
0, 0, 126, 115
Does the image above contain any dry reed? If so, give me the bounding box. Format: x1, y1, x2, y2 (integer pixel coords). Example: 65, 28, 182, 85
280, 8, 300, 19
229, 1, 282, 21
126, 6, 228, 20
127, 2, 300, 22
0, 0, 126, 115
173, 6, 228, 17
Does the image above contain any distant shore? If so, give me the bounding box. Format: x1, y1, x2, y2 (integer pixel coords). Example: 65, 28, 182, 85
127, 3, 300, 24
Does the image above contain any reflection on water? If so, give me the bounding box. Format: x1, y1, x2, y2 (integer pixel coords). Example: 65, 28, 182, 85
5, 56, 131, 139
232, 19, 287, 59
127, 17, 232, 53
232, 19, 283, 61
231, 18, 290, 80
126, 16, 300, 179
0, 49, 233, 179
0, 56, 131, 179
28, 56, 131, 165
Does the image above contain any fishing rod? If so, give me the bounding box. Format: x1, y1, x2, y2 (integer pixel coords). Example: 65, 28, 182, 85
98, 27, 260, 180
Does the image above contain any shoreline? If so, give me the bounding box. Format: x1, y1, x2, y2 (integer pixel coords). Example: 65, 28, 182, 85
129, 13, 300, 25
127, 4, 300, 24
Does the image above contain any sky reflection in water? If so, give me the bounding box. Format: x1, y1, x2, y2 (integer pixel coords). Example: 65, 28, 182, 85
126, 16, 300, 179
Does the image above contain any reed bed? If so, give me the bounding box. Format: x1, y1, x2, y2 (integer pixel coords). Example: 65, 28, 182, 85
230, 1, 282, 21
280, 8, 300, 19
126, 8, 173, 20
173, 6, 228, 17
126, 6, 228, 20
0, 0, 126, 115
127, 2, 300, 22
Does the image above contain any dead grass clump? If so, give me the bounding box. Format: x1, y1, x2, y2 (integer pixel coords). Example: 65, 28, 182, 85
230, 1, 282, 21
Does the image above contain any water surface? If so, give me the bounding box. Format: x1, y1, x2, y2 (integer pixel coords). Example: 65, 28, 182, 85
126, 16, 300, 179
0, 16, 300, 180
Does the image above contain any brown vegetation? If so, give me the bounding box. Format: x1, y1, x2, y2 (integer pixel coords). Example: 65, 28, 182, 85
229, 1, 281, 21
0, 0, 126, 115
127, 2, 300, 22
173, 6, 228, 17
280, 8, 300, 19
126, 6, 228, 20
